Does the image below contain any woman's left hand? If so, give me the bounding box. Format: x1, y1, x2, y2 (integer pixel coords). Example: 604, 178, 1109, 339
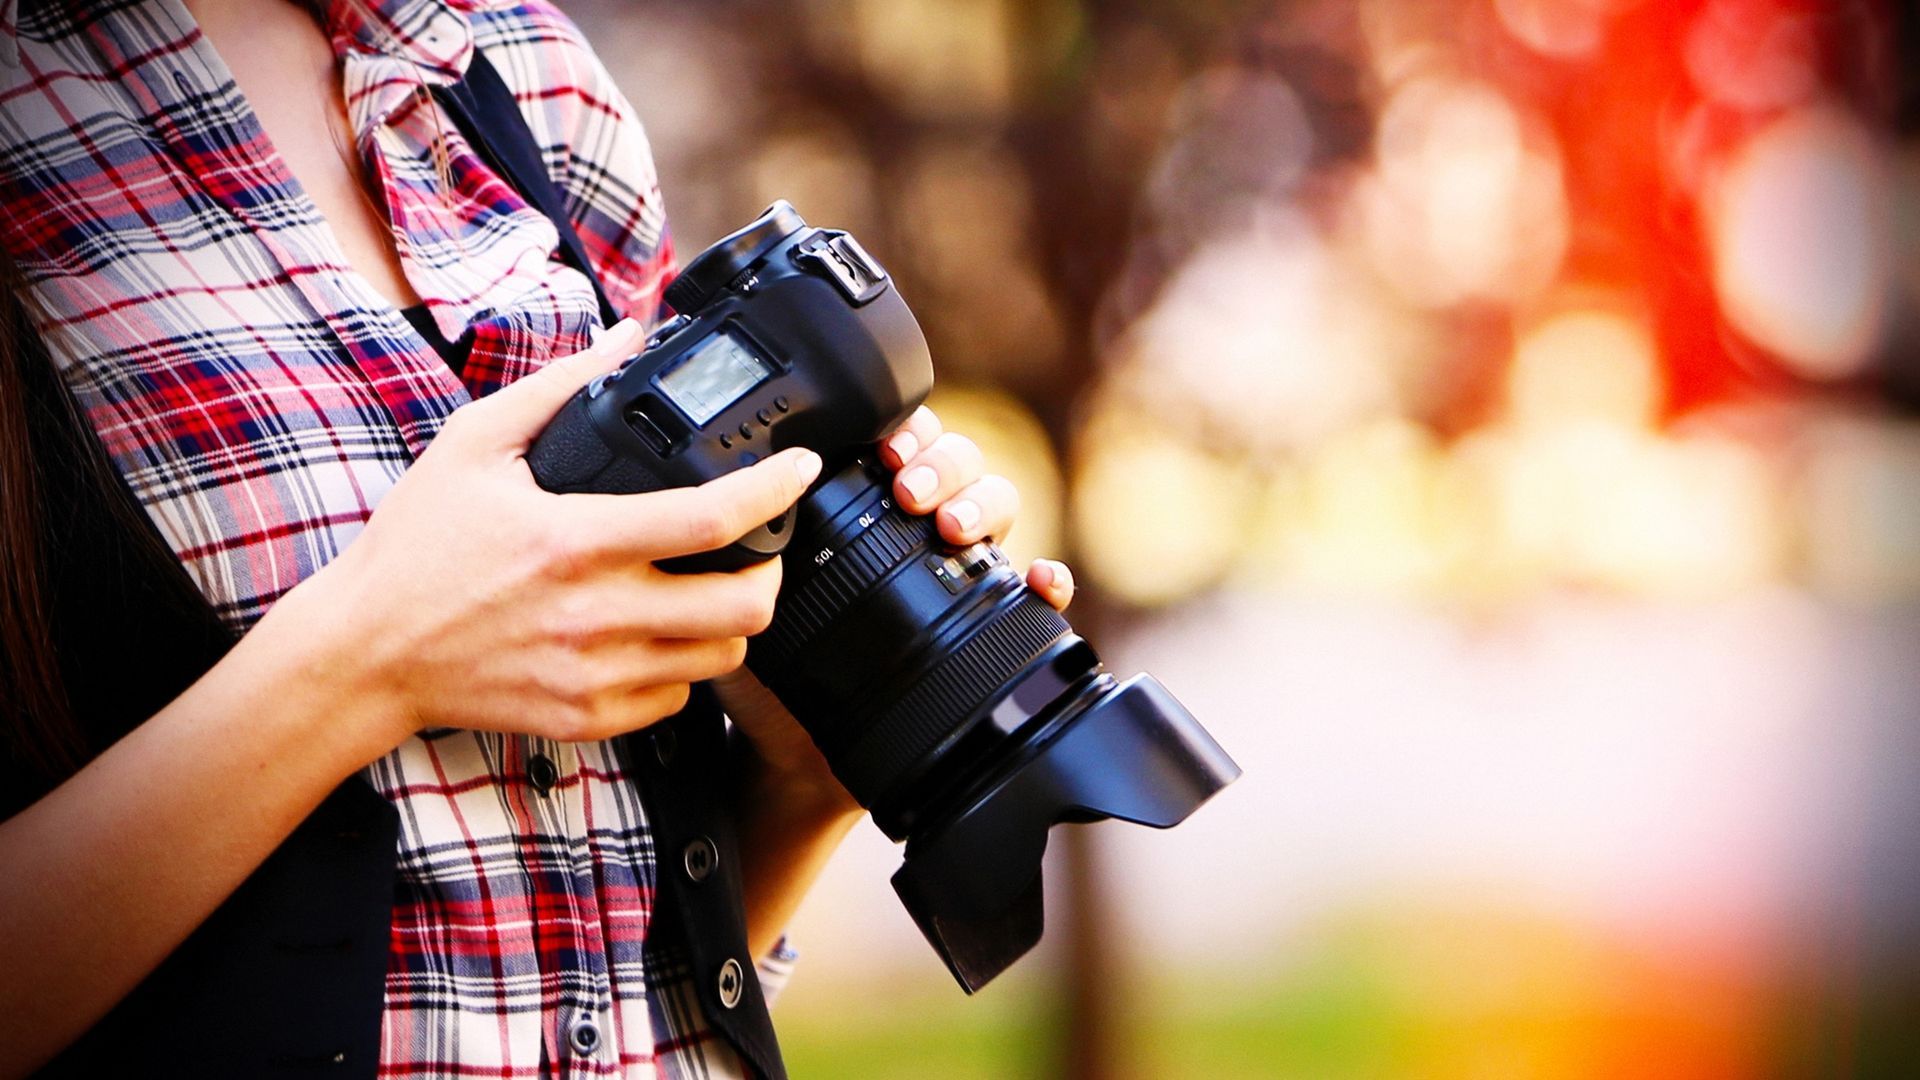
714, 404, 1076, 807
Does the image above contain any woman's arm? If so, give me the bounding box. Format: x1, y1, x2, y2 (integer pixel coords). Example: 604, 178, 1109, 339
722, 406, 1076, 960
0, 568, 412, 1077
0, 320, 821, 1078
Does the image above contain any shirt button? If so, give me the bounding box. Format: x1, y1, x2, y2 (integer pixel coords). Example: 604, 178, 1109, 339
652, 725, 678, 767
716, 958, 745, 1009
682, 836, 718, 883
528, 753, 559, 796
566, 1012, 602, 1057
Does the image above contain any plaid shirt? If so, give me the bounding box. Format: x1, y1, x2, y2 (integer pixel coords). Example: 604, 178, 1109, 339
0, 0, 788, 1075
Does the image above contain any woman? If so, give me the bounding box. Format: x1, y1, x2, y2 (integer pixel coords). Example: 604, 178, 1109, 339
0, 1, 1074, 1076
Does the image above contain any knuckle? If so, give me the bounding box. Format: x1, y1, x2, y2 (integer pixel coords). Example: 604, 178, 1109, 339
911, 405, 943, 438
732, 582, 779, 634
641, 682, 693, 724
542, 703, 594, 744
717, 636, 750, 674
541, 591, 603, 649
941, 433, 983, 467
545, 656, 601, 708
535, 522, 595, 580
983, 473, 1020, 512
684, 501, 736, 551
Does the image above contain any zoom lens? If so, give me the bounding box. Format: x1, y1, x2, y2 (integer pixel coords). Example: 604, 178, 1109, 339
746, 457, 1096, 837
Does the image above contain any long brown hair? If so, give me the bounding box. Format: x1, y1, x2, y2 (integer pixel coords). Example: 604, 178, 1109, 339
0, 262, 87, 778
0, 258, 240, 802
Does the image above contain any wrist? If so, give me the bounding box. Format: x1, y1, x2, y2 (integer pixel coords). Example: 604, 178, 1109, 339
247, 559, 416, 769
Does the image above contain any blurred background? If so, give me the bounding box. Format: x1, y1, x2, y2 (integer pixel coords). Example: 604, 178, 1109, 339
569, 1, 1916, 1076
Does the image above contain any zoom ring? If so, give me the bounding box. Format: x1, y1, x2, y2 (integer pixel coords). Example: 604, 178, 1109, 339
756, 505, 935, 669
832, 592, 1071, 808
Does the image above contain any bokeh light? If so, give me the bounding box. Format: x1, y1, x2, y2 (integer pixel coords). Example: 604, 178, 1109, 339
1709, 104, 1891, 379
1360, 76, 1569, 308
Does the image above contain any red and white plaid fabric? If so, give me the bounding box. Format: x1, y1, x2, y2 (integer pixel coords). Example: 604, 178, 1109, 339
0, 0, 788, 1075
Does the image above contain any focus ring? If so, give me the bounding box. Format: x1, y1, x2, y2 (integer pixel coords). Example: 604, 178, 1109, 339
832, 592, 1070, 808
757, 506, 934, 669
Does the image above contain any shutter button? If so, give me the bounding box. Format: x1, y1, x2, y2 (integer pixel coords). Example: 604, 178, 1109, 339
717, 958, 745, 1009
683, 836, 718, 883
652, 725, 678, 767
566, 1012, 602, 1057
528, 753, 559, 795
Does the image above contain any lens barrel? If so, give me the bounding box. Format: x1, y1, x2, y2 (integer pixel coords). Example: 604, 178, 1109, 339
748, 458, 1090, 835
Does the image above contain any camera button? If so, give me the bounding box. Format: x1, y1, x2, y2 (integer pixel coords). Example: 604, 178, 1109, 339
755, 408, 772, 426
774, 396, 790, 412
719, 433, 733, 449
739, 422, 754, 440
716, 958, 745, 1009
683, 836, 719, 883
651, 725, 678, 767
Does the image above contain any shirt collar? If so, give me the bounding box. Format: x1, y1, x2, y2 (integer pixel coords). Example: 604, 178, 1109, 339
0, 0, 483, 76
325, 0, 479, 85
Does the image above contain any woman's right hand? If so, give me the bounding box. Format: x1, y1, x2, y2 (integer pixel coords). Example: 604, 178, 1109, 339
281, 318, 820, 757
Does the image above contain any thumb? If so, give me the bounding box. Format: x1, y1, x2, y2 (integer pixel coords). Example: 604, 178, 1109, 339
460, 317, 649, 447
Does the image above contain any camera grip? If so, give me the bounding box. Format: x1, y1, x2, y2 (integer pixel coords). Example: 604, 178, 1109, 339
527, 388, 794, 574
525, 389, 666, 496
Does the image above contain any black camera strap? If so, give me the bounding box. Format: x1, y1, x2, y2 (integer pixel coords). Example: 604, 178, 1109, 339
432, 51, 622, 329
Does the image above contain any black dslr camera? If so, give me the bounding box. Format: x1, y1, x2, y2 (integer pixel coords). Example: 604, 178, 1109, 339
528, 201, 1240, 991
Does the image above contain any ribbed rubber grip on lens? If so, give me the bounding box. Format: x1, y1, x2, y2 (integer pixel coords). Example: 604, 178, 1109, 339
833, 593, 1071, 808
756, 506, 937, 669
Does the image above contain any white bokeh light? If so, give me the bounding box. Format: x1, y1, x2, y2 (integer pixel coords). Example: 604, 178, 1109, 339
1359, 77, 1569, 309
1709, 105, 1890, 380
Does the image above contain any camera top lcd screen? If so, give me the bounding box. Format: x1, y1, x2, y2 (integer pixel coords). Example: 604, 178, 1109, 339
655, 331, 777, 427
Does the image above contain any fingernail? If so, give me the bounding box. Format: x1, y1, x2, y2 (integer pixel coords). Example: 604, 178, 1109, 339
886, 431, 918, 463
597, 317, 640, 345
902, 466, 937, 502
946, 499, 980, 533
1036, 553, 1067, 588
1047, 559, 1073, 591
793, 449, 823, 486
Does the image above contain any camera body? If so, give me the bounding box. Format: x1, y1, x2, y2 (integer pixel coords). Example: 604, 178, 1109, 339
527, 201, 930, 571
528, 202, 1239, 992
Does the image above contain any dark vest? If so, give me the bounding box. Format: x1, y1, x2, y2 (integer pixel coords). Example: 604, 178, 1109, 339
0, 52, 786, 1080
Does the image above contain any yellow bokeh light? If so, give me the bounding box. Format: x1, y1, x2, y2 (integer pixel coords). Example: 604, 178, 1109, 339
1448, 423, 1781, 598
1241, 419, 1458, 597
1508, 308, 1662, 433
1069, 398, 1261, 608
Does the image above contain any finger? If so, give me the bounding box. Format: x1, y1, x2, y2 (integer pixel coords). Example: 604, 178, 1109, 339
633, 559, 783, 638
550, 560, 783, 642
878, 405, 944, 471
894, 431, 985, 514
570, 447, 823, 558
574, 681, 694, 742
937, 474, 1019, 545
461, 317, 648, 445
606, 635, 752, 688
1027, 558, 1074, 612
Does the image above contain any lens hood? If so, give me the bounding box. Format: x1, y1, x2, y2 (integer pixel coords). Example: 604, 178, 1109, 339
889, 673, 1241, 992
